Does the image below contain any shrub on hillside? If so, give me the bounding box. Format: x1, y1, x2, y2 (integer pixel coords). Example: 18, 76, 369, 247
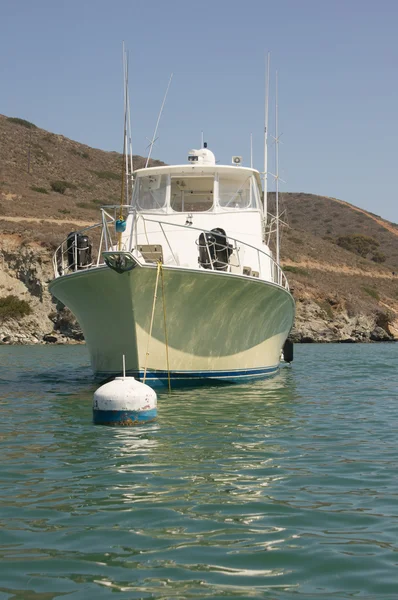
31, 186, 48, 194
76, 202, 94, 210
7, 117, 37, 129
362, 286, 380, 301
289, 236, 303, 245
283, 265, 309, 276
32, 143, 50, 162
317, 300, 334, 320
71, 148, 90, 159
0, 295, 32, 321
336, 234, 379, 258
50, 180, 77, 194
89, 170, 120, 181
371, 251, 386, 263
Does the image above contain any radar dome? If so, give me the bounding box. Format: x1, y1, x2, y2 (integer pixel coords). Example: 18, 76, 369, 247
187, 148, 216, 165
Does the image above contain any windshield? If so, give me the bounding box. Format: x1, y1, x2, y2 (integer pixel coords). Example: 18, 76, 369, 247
132, 172, 261, 212
219, 175, 254, 209
170, 177, 213, 212
133, 174, 168, 211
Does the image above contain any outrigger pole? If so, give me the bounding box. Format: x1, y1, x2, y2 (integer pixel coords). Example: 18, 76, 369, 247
145, 73, 173, 169
122, 43, 133, 203
118, 42, 132, 251
263, 52, 270, 215
123, 44, 134, 194
275, 69, 280, 267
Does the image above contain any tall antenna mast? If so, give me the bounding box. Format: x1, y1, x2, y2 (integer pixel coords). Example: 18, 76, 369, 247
275, 69, 280, 267
263, 52, 270, 213
123, 44, 134, 190
126, 76, 134, 187
122, 44, 132, 203
145, 73, 173, 168
118, 43, 129, 251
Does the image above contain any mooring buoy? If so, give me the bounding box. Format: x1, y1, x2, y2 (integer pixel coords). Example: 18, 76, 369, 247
93, 357, 157, 426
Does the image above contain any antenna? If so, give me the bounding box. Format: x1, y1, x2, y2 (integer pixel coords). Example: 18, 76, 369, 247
275, 69, 280, 269
263, 52, 270, 216
123, 44, 134, 191
145, 73, 173, 168
127, 76, 134, 189
250, 132, 253, 168
122, 44, 132, 203
119, 42, 129, 244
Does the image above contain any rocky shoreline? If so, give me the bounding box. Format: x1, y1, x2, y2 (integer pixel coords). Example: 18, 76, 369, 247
289, 296, 396, 344
0, 237, 396, 346
1, 322, 395, 346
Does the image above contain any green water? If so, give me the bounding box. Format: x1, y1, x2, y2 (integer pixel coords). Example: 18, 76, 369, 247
0, 344, 397, 599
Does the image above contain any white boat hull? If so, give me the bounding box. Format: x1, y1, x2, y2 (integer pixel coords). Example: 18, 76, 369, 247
49, 264, 295, 387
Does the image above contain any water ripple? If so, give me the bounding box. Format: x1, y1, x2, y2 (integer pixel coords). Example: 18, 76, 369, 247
0, 344, 397, 598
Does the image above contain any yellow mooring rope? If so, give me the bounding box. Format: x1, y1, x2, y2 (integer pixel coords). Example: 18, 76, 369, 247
160, 264, 171, 393
143, 262, 171, 393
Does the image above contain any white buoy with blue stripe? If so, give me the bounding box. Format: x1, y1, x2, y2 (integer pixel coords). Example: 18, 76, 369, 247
93, 356, 157, 426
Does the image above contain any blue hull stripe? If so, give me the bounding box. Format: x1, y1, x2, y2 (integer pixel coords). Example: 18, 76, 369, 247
95, 365, 279, 387
93, 408, 157, 426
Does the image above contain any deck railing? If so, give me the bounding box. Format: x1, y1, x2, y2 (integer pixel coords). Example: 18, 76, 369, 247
139, 216, 289, 290
52, 206, 131, 277
52, 208, 289, 291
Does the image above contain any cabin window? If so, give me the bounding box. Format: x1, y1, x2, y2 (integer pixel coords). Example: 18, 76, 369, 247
170, 177, 213, 212
218, 175, 253, 209
251, 179, 261, 208
133, 174, 168, 211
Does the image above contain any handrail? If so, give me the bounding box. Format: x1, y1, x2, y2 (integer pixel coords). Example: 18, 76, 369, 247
140, 216, 289, 289
82, 204, 278, 271
141, 217, 276, 267
52, 211, 118, 277
52, 210, 289, 291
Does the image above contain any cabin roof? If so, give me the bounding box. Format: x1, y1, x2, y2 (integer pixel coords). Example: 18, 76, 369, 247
133, 164, 263, 187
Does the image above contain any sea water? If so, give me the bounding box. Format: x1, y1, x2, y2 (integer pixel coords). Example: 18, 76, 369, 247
0, 343, 397, 599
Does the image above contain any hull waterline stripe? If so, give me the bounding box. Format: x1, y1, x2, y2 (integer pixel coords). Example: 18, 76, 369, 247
95, 365, 279, 381
93, 408, 157, 425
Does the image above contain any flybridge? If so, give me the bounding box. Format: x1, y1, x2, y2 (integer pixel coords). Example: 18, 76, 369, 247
131, 155, 263, 214
187, 144, 216, 165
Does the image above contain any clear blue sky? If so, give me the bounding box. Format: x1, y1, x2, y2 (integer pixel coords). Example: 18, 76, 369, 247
2, 0, 398, 222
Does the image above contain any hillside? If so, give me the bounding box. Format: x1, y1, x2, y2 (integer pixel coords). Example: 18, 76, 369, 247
0, 114, 397, 344
267, 192, 398, 341
0, 113, 164, 248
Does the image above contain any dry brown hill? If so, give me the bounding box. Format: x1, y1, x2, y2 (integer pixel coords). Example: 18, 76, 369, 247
0, 114, 397, 343
267, 192, 398, 340
0, 113, 164, 248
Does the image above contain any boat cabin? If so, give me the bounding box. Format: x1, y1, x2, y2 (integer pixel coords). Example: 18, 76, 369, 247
132, 147, 263, 214
129, 147, 265, 251
53, 147, 285, 286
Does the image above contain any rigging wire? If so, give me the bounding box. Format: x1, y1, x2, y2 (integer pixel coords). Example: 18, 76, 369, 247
143, 262, 172, 393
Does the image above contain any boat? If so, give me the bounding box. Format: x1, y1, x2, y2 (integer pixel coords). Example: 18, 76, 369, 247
48, 62, 295, 388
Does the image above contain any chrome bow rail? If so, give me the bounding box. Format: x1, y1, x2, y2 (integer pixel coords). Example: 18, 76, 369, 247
52, 208, 289, 290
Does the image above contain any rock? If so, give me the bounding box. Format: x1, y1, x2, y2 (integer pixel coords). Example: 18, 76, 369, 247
370, 327, 392, 342
43, 334, 58, 343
